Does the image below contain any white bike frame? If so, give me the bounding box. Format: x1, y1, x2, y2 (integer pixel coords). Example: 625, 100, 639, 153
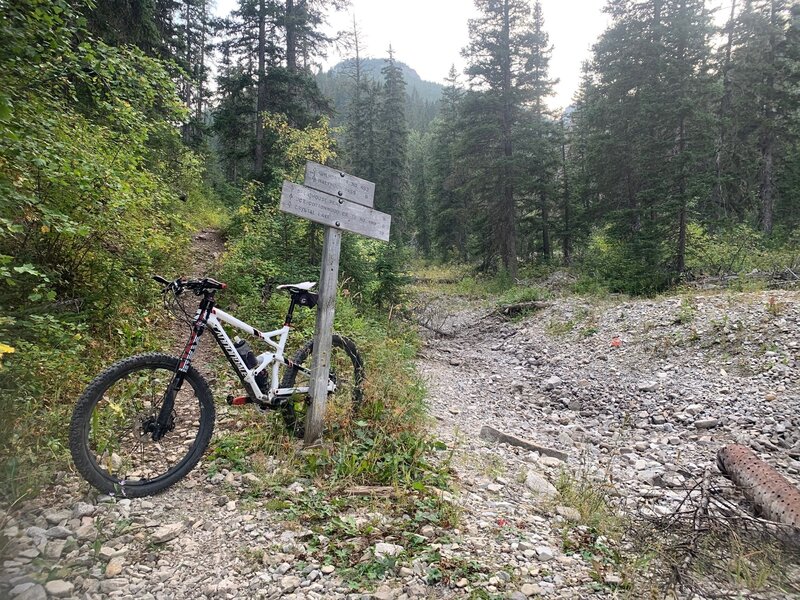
185, 305, 334, 405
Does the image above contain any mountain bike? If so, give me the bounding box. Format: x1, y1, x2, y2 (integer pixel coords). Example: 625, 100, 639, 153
69, 276, 364, 498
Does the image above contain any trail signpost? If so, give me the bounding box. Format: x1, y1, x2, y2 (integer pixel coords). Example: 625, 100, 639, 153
279, 162, 391, 446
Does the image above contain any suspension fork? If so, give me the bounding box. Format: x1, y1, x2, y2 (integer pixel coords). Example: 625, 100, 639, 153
152, 294, 214, 441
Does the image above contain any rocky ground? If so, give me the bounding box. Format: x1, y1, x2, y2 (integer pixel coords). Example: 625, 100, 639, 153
1, 269, 799, 599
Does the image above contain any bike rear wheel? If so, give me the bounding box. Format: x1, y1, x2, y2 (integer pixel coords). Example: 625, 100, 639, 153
279, 335, 364, 438
69, 353, 215, 497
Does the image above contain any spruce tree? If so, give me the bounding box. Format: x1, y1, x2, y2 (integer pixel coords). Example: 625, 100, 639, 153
461, 0, 544, 276
376, 47, 409, 241
429, 66, 469, 261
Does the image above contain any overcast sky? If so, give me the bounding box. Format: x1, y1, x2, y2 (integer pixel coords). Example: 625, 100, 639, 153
214, 0, 732, 109
327, 0, 615, 109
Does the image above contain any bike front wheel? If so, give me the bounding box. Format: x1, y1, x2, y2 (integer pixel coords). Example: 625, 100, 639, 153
279, 335, 364, 438
69, 353, 215, 497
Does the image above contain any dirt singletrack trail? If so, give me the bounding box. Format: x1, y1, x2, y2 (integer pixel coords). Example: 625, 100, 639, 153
164, 228, 226, 379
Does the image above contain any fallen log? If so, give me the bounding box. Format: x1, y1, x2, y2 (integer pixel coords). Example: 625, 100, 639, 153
479, 425, 568, 462
717, 444, 800, 531
496, 301, 551, 317
343, 485, 397, 498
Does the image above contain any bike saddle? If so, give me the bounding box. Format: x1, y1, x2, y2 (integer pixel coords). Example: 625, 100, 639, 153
277, 281, 317, 292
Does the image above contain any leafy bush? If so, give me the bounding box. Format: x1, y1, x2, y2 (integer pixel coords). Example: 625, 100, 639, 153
0, 0, 224, 501
578, 226, 673, 296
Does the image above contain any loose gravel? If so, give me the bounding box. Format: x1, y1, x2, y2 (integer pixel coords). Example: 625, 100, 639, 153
1, 287, 798, 599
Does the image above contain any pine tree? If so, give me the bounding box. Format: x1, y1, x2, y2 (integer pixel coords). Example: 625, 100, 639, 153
375, 47, 409, 240
408, 131, 432, 257
516, 0, 558, 262
727, 0, 799, 233
429, 66, 469, 261
461, 0, 543, 276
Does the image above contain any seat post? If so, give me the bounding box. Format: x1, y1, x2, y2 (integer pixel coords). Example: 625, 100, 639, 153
284, 296, 297, 327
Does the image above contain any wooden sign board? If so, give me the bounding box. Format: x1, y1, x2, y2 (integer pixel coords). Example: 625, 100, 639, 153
279, 164, 389, 447
280, 181, 391, 242
304, 162, 375, 208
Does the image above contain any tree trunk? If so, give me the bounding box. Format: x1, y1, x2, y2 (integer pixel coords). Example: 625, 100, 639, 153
254, 0, 267, 177
760, 132, 774, 234
182, 0, 192, 144
195, 0, 206, 126
500, 0, 517, 277
285, 0, 296, 72
712, 0, 737, 216
760, 0, 777, 235
540, 190, 551, 260
561, 128, 571, 265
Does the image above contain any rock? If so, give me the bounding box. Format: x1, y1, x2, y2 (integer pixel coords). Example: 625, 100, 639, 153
535, 546, 555, 561
374, 542, 404, 558
44, 580, 74, 598
10, 583, 35, 597
25, 526, 46, 542
321, 565, 335, 574
99, 578, 128, 593
72, 502, 95, 519
373, 585, 397, 600
638, 381, 658, 392
555, 505, 582, 522
455, 578, 469, 588
43, 539, 66, 559
44, 526, 72, 539
524, 471, 559, 500
105, 556, 125, 577
508, 593, 527, 600
766, 391, 778, 401
521, 583, 540, 597
694, 418, 719, 429
15, 585, 46, 600
544, 376, 562, 390
242, 472, 260, 486
280, 575, 301, 593
151, 522, 183, 544
44, 509, 71, 525
287, 482, 305, 495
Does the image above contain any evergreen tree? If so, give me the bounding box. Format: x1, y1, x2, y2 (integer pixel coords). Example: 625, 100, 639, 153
727, 0, 799, 233
408, 131, 432, 257
516, 0, 558, 262
429, 66, 469, 261
461, 0, 543, 276
375, 47, 409, 240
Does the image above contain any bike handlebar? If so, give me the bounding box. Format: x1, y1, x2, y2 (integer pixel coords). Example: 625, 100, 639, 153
153, 275, 227, 295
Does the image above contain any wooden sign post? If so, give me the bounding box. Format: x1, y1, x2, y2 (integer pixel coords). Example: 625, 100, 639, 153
280, 162, 390, 446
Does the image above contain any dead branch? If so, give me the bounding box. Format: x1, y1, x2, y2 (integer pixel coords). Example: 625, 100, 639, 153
495, 300, 551, 317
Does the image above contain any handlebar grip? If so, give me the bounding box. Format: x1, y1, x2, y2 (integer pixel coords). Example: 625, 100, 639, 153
153, 275, 169, 285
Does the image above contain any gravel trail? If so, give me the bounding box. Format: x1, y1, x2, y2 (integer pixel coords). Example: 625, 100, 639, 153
1, 282, 798, 599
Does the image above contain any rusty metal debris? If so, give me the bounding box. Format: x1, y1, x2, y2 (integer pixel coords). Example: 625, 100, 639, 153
717, 443, 800, 530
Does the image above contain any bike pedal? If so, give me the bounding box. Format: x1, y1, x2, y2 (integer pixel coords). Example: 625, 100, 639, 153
226, 395, 251, 406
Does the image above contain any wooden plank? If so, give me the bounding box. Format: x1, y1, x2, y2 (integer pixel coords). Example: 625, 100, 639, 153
280, 181, 391, 242
304, 162, 375, 207
304, 227, 342, 447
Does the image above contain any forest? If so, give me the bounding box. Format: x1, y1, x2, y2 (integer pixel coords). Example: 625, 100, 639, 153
0, 0, 799, 495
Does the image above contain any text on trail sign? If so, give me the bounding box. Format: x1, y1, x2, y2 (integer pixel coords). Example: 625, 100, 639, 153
280, 181, 391, 242
304, 162, 375, 208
